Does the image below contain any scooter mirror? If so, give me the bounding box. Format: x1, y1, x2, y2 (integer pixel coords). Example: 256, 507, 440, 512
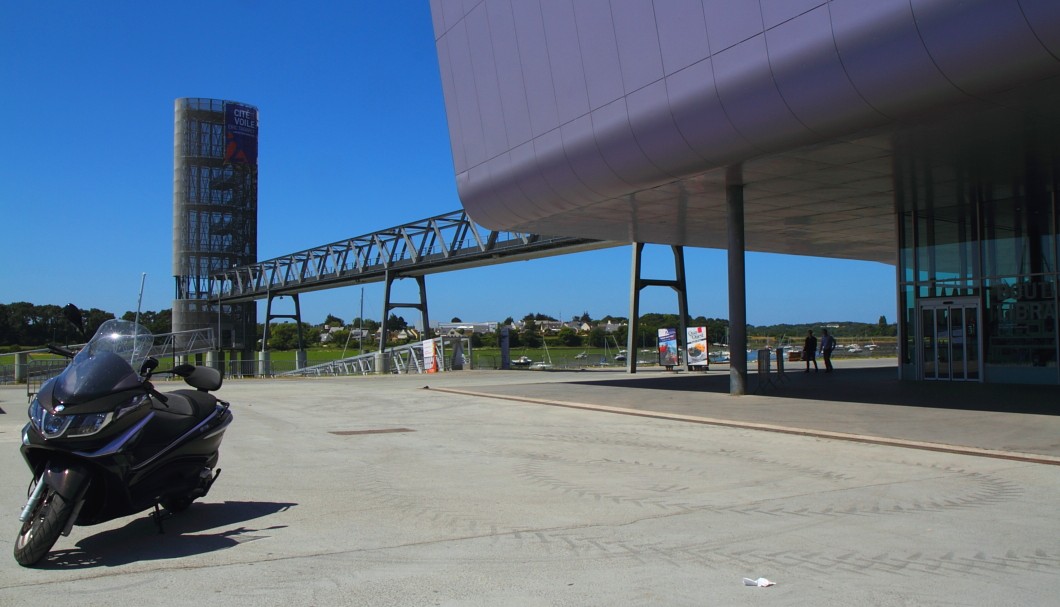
140, 357, 159, 375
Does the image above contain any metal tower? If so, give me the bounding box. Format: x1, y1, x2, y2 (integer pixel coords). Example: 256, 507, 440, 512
172, 98, 258, 353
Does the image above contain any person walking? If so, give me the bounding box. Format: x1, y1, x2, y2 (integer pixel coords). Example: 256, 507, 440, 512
820, 328, 836, 372
803, 329, 818, 372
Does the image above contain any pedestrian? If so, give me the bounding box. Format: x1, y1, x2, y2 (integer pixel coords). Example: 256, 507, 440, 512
820, 328, 836, 373
803, 329, 818, 372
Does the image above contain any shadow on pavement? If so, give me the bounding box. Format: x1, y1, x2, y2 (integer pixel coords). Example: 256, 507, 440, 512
37, 500, 295, 569
569, 366, 1060, 416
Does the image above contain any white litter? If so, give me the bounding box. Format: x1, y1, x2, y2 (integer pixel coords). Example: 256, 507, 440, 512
743, 577, 776, 587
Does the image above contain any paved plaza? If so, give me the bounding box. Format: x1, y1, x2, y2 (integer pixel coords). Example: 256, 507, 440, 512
0, 362, 1058, 605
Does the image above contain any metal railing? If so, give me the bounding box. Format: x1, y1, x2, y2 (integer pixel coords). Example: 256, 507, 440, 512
275, 336, 472, 377
8, 328, 217, 402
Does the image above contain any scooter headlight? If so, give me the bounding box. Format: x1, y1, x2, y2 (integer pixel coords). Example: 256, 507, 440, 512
29, 398, 70, 438
29, 398, 113, 439
65, 412, 112, 437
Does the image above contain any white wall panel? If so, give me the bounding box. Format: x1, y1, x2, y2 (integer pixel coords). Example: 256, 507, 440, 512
713, 35, 812, 152
626, 80, 703, 178
446, 21, 487, 169
533, 128, 598, 207
511, 1, 561, 137
435, 34, 467, 173
485, 0, 534, 150
541, 0, 591, 124
590, 99, 668, 190
759, 0, 826, 29
561, 114, 633, 199
666, 59, 752, 165
654, 0, 711, 75
610, 1, 664, 93
465, 5, 509, 160
702, 0, 763, 52
766, 6, 883, 137
830, 0, 964, 119
1019, 0, 1060, 59
912, 0, 1057, 96
573, 0, 625, 110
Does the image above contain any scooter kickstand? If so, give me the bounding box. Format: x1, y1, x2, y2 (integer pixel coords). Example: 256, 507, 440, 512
152, 502, 166, 534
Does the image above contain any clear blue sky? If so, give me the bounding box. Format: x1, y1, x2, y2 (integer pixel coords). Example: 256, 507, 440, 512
0, 1, 895, 328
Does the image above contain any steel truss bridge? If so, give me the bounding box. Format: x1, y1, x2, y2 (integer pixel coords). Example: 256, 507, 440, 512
204, 208, 692, 375
209, 210, 616, 304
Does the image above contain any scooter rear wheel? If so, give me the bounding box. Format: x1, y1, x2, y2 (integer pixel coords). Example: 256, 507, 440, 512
14, 485, 72, 567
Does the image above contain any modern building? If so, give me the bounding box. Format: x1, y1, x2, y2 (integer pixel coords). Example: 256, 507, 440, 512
172, 98, 259, 354
429, 1, 1060, 386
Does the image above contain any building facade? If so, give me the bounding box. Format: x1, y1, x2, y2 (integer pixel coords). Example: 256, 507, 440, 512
430, 0, 1060, 385
172, 98, 259, 352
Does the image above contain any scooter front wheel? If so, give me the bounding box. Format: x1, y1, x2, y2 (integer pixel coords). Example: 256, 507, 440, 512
14, 485, 72, 567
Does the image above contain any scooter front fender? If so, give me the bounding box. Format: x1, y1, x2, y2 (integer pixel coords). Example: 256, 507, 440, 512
41, 463, 92, 502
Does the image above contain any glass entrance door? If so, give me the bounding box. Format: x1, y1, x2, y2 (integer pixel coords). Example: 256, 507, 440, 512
919, 298, 981, 381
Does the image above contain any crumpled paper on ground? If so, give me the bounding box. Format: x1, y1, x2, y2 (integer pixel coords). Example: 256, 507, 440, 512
743, 577, 776, 587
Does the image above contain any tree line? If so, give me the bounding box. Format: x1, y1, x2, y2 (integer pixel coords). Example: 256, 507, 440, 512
0, 302, 175, 351
1, 302, 896, 352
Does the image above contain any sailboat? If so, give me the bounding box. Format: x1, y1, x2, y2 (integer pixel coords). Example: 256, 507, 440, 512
531, 341, 553, 370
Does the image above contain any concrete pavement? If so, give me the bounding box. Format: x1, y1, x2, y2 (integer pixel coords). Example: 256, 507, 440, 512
0, 364, 1057, 605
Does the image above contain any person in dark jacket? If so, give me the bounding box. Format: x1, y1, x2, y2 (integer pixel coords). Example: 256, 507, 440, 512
803, 329, 818, 373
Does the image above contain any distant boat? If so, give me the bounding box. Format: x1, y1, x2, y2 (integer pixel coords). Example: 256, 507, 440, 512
532, 342, 554, 369
512, 355, 532, 367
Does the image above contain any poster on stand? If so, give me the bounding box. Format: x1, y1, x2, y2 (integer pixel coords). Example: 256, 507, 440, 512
658, 328, 679, 366
686, 327, 708, 366
422, 339, 438, 373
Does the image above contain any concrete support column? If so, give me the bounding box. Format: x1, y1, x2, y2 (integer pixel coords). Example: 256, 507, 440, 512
374, 351, 385, 375
14, 352, 27, 383
205, 350, 223, 371
628, 243, 643, 374
295, 349, 307, 370
727, 166, 747, 396
257, 350, 271, 377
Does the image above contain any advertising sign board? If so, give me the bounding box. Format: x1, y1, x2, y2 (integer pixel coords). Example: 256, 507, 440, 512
658, 328, 679, 367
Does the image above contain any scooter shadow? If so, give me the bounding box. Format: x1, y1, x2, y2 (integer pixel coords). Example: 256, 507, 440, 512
38, 500, 296, 569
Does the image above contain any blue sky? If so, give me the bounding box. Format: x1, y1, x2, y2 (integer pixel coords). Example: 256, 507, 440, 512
0, 1, 895, 328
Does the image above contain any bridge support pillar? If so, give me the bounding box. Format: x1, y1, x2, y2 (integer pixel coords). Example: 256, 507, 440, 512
627, 243, 689, 374
257, 351, 271, 377
14, 352, 27, 383
205, 350, 224, 372
380, 271, 430, 351
262, 293, 305, 353
374, 351, 385, 374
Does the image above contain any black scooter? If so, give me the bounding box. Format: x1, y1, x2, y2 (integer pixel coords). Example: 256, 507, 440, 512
14, 319, 233, 566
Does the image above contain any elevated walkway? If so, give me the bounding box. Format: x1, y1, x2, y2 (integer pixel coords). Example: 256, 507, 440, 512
210, 209, 617, 303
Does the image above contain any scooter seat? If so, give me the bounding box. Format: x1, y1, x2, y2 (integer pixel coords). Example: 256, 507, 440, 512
160, 389, 217, 421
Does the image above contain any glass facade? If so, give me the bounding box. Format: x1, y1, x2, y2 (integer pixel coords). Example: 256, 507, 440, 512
898, 170, 1059, 384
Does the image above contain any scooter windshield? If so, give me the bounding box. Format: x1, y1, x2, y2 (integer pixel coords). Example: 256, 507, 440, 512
52, 320, 154, 404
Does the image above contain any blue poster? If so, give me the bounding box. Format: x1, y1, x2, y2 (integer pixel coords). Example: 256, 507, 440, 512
658, 328, 679, 366
224, 102, 258, 165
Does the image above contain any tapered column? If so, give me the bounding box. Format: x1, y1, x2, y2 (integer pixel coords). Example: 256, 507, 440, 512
727, 166, 747, 395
